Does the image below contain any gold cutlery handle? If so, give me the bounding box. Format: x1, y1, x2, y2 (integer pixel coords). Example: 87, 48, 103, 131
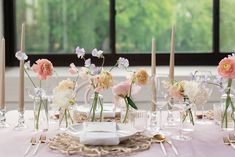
24, 144, 31, 156
160, 142, 167, 156
32, 142, 41, 155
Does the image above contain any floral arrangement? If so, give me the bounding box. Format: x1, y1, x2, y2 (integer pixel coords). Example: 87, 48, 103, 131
112, 68, 149, 123
73, 46, 129, 121
217, 54, 235, 128
53, 79, 76, 128
165, 80, 209, 125
15, 51, 54, 130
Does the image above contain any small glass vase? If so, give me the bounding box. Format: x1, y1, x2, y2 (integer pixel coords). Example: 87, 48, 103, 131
59, 108, 74, 131
220, 93, 235, 131
88, 92, 103, 122
33, 96, 49, 132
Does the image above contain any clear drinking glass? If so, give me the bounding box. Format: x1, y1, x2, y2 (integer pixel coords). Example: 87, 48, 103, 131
155, 74, 171, 135
132, 110, 148, 132
192, 70, 214, 124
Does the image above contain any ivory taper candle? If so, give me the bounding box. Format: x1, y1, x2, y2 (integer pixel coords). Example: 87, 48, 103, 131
19, 23, 25, 112
0, 38, 5, 109
151, 37, 157, 111
169, 26, 175, 82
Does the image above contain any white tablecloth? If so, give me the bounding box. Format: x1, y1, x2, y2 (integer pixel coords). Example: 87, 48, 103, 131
0, 110, 234, 157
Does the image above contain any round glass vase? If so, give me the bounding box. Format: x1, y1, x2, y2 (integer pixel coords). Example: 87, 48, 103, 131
59, 107, 74, 131
220, 93, 235, 131
33, 95, 49, 132
88, 92, 104, 122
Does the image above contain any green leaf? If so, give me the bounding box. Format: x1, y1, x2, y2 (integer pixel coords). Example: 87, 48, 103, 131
126, 97, 138, 110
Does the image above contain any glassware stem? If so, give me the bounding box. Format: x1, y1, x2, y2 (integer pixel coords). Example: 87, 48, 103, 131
0, 108, 10, 128
159, 109, 162, 130
14, 110, 27, 130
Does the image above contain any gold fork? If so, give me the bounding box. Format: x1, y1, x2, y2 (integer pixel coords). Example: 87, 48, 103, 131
32, 134, 46, 155
223, 137, 235, 149
24, 137, 37, 156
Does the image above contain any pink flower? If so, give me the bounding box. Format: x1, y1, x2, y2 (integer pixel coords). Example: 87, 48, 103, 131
32, 59, 53, 80
217, 57, 235, 79
112, 81, 141, 98
79, 67, 89, 79
68, 63, 78, 75
112, 81, 131, 97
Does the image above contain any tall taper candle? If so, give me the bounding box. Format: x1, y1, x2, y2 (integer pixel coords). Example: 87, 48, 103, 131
151, 37, 157, 111
0, 38, 5, 109
169, 26, 175, 82
19, 23, 25, 112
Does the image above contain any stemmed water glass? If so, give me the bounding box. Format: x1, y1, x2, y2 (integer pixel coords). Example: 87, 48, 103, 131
155, 74, 171, 135
192, 70, 214, 124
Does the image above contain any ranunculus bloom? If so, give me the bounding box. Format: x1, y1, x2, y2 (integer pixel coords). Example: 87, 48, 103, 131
112, 81, 131, 97
134, 68, 149, 85
32, 59, 53, 80
217, 57, 235, 79
92, 71, 113, 93
57, 79, 75, 91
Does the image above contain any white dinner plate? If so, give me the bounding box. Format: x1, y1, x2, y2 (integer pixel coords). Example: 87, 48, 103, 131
67, 123, 137, 141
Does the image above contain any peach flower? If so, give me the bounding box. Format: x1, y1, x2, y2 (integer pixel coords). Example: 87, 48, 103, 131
217, 57, 235, 79
32, 59, 53, 80
93, 71, 113, 93
133, 68, 149, 85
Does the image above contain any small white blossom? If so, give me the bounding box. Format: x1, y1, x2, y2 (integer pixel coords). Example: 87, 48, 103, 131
15, 51, 28, 61
24, 61, 31, 70
92, 48, 103, 58
117, 57, 129, 69
75, 46, 85, 58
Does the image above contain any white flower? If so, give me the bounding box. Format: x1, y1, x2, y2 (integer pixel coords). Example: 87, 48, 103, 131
184, 81, 200, 103
15, 51, 28, 61
117, 57, 129, 69
34, 88, 46, 97
75, 46, 85, 58
194, 87, 209, 106
53, 88, 74, 109
92, 48, 103, 58
85, 58, 91, 67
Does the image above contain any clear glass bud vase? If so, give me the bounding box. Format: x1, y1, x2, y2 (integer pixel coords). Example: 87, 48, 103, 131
34, 96, 49, 132
88, 92, 103, 122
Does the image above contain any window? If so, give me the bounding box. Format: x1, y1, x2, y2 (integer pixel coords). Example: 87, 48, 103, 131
3, 0, 230, 66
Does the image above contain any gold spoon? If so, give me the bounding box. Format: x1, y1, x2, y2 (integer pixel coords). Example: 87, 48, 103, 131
153, 134, 167, 156
154, 134, 179, 156
24, 137, 37, 156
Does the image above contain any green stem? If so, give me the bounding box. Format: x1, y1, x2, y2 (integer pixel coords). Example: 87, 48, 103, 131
189, 108, 194, 125
99, 96, 103, 122
36, 98, 42, 130
24, 68, 37, 88
109, 62, 118, 72
222, 78, 232, 128
123, 97, 129, 123
67, 109, 74, 124
91, 92, 98, 121
101, 56, 105, 67
65, 109, 68, 128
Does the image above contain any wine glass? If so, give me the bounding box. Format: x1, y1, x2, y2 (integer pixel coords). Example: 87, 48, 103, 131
155, 74, 171, 135
192, 70, 214, 124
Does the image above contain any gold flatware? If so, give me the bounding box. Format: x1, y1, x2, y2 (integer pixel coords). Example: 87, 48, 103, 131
166, 139, 179, 156
24, 137, 37, 156
32, 134, 46, 155
223, 137, 235, 149
153, 134, 167, 156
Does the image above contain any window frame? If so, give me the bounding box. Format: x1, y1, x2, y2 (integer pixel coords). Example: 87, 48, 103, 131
4, 0, 229, 66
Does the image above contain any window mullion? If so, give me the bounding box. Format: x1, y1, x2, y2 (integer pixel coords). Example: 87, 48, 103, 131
213, 0, 220, 53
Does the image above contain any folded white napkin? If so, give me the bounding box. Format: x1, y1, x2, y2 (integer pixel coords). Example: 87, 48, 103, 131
80, 122, 120, 145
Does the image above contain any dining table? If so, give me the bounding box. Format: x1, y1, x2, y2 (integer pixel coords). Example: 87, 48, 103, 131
0, 110, 234, 157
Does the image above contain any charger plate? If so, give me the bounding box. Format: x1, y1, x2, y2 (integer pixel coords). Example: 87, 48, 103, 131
67, 123, 137, 142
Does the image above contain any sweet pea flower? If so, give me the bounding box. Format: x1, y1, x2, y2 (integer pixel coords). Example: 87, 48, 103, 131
79, 67, 89, 79
217, 57, 235, 79
92, 48, 103, 58
117, 57, 129, 69
85, 58, 91, 67
68, 63, 78, 75
32, 59, 54, 80
75, 46, 85, 59
15, 51, 28, 61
